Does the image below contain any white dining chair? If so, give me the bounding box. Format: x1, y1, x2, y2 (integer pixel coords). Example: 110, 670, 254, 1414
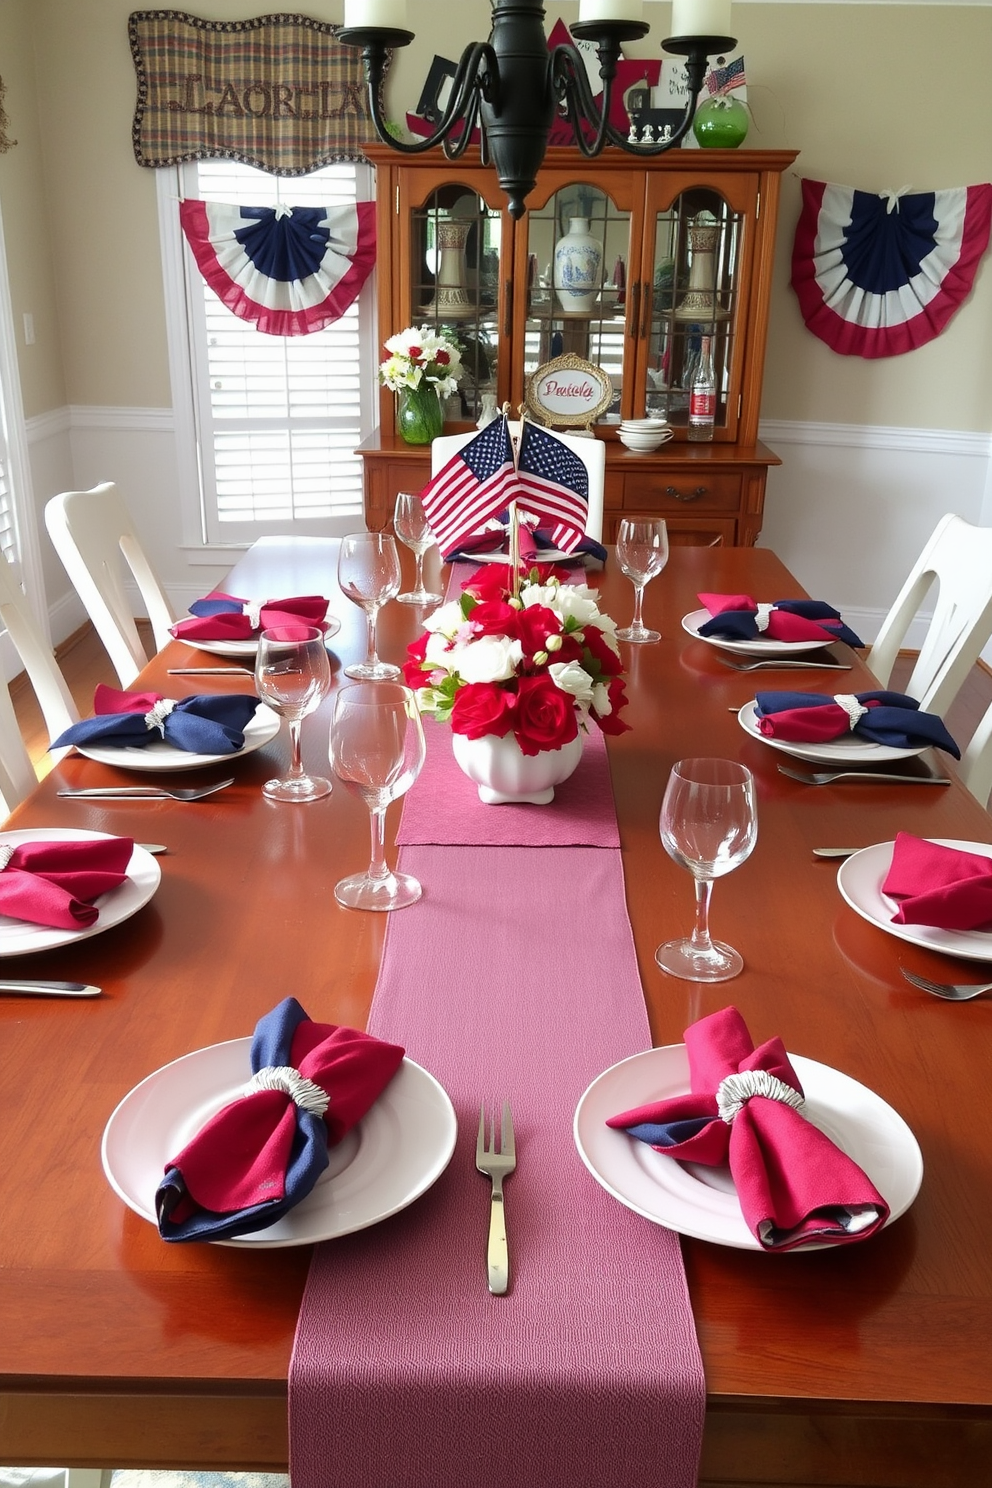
960, 699, 992, 810
44, 483, 177, 688
0, 552, 80, 817
867, 514, 992, 717
429, 420, 606, 544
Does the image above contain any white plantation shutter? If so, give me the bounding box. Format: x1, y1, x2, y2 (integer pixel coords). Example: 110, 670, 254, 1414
0, 446, 17, 563
181, 158, 374, 544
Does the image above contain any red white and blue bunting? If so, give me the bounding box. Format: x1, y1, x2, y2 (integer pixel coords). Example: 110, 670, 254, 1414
179, 200, 376, 336
791, 178, 992, 358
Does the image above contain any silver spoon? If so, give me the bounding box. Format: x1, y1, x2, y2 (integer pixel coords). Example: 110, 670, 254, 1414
812, 847, 863, 858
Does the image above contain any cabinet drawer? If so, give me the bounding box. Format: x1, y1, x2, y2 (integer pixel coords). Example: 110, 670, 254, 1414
621, 471, 742, 512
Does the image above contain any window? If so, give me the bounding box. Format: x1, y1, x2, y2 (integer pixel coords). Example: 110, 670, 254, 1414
159, 158, 377, 551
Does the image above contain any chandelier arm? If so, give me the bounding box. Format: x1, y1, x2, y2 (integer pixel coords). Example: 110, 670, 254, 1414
549, 44, 613, 159
442, 82, 483, 160
364, 41, 495, 155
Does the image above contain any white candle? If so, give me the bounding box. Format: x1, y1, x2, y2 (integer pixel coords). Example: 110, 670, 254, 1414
578, 1, 644, 21
344, 0, 408, 29
670, 0, 732, 37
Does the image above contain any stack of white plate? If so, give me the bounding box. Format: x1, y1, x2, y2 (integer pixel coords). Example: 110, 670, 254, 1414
618, 416, 671, 453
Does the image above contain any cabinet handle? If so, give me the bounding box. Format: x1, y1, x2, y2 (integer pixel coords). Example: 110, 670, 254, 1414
665, 485, 709, 502
639, 281, 652, 340
627, 281, 641, 340
503, 280, 513, 338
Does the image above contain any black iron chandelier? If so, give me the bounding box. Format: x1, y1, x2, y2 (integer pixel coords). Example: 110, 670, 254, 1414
339, 1, 737, 218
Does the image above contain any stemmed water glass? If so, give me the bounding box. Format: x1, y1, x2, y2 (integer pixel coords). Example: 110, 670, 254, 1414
328, 682, 427, 911
254, 625, 332, 803
337, 532, 402, 680
615, 518, 669, 643
394, 491, 443, 605
655, 757, 757, 982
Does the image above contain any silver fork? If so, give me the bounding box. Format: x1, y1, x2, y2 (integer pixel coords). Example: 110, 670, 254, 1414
776, 764, 949, 787
476, 1101, 516, 1295
57, 777, 235, 802
900, 968, 992, 1001
719, 657, 853, 672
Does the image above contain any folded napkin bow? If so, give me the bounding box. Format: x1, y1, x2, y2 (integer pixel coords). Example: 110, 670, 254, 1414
52, 684, 259, 755
697, 593, 864, 648
445, 516, 606, 565
882, 832, 992, 930
607, 1006, 890, 1250
156, 996, 406, 1242
0, 835, 134, 929
754, 689, 960, 755
170, 591, 329, 642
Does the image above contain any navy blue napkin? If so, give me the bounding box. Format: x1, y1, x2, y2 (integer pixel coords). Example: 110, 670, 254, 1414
754, 689, 960, 754
52, 685, 259, 755
699, 598, 863, 648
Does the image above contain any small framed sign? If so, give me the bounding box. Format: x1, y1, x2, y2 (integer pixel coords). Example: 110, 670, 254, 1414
524, 353, 614, 430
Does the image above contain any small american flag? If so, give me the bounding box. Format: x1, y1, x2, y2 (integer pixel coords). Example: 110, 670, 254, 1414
706, 56, 746, 95
420, 415, 517, 558
515, 422, 589, 554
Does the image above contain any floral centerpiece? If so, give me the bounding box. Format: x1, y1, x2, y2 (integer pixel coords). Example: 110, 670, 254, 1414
403, 563, 629, 804
379, 325, 463, 445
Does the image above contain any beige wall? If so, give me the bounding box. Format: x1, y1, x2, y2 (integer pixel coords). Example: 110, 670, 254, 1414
1, 0, 989, 430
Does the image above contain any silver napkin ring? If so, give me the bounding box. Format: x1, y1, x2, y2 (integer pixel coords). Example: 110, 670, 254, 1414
716, 1069, 805, 1124
143, 698, 177, 736
242, 601, 263, 630
0, 843, 15, 871
754, 602, 774, 632
245, 1064, 330, 1117
833, 693, 869, 730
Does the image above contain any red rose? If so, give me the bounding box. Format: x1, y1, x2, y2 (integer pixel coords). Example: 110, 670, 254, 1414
513, 603, 562, 659
592, 677, 631, 736
461, 565, 514, 601
435, 349, 450, 366
553, 632, 586, 666
450, 681, 515, 740
512, 674, 579, 756
402, 631, 430, 688
582, 623, 624, 677
468, 598, 519, 638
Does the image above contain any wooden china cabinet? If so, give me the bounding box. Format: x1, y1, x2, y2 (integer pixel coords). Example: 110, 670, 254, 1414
358, 144, 797, 546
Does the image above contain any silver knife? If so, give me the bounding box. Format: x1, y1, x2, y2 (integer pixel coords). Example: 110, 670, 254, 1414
167, 667, 254, 676
0, 981, 101, 997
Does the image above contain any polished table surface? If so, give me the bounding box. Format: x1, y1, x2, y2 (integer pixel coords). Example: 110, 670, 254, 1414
1, 539, 990, 1487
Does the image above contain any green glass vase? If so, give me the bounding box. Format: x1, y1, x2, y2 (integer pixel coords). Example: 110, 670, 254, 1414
692, 95, 750, 149
397, 382, 444, 445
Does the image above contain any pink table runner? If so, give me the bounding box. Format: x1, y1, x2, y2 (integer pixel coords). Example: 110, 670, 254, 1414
289, 569, 705, 1488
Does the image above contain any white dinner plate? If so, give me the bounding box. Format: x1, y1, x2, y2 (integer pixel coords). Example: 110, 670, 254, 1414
0, 829, 161, 957
681, 607, 832, 656
457, 547, 572, 565
837, 838, 992, 961
101, 1038, 458, 1248
736, 701, 926, 765
574, 1044, 922, 1251
175, 614, 341, 659
73, 702, 281, 773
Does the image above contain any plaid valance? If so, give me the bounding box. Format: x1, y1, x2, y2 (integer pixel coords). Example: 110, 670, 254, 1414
128, 10, 384, 174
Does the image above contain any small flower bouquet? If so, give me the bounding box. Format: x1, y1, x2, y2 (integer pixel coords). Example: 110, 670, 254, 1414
403, 564, 630, 756
378, 325, 463, 398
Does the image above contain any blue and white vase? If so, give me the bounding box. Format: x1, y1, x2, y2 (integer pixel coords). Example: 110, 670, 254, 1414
553, 217, 602, 314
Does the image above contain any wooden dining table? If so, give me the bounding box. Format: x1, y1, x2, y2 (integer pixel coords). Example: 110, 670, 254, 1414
1, 537, 990, 1488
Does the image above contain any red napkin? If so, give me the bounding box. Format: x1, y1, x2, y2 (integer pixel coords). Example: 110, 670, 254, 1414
170, 592, 329, 642
882, 832, 992, 929
0, 837, 134, 929
607, 1006, 890, 1250
698, 592, 844, 643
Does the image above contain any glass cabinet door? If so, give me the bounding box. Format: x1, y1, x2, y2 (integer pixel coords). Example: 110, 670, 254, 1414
404, 180, 504, 426
641, 178, 756, 440
519, 180, 634, 424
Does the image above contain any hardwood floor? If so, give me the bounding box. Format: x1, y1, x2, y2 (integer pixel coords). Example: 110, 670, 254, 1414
10, 622, 992, 804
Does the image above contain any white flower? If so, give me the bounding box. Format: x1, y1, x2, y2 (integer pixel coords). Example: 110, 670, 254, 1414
423, 600, 467, 639
591, 681, 612, 717
549, 660, 596, 707
380, 325, 462, 394
456, 634, 523, 684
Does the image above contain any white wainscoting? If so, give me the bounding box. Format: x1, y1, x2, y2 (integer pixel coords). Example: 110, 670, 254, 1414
25, 405, 992, 662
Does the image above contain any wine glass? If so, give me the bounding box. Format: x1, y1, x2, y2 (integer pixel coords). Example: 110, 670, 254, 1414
615, 518, 669, 643
328, 682, 427, 911
394, 491, 443, 605
254, 625, 332, 803
655, 757, 757, 982
337, 532, 402, 680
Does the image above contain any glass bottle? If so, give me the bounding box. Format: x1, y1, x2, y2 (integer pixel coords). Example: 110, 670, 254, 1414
688, 334, 716, 443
